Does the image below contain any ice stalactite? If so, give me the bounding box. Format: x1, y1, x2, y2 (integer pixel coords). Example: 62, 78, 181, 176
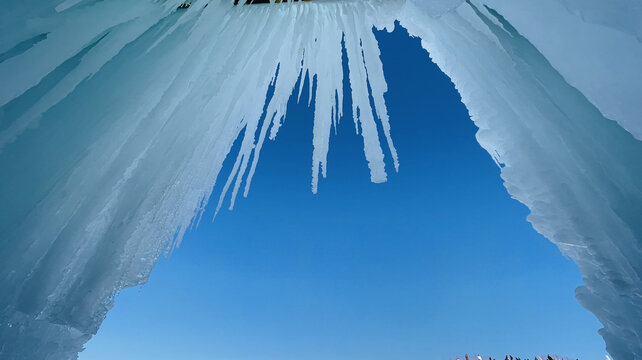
0, 1, 400, 359
1, 0, 641, 359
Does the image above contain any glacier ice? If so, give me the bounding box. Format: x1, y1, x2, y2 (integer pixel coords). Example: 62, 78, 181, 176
0, 0, 641, 359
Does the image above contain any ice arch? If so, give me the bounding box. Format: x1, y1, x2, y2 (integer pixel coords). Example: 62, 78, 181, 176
0, 0, 640, 359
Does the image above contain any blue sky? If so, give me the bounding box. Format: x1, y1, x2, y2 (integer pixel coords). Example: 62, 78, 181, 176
80, 24, 604, 360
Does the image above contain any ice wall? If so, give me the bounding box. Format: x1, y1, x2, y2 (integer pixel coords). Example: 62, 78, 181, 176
1, 0, 641, 359
398, 1, 642, 358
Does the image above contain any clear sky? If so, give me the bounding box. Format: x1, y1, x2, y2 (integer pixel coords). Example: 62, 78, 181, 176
80, 23, 605, 360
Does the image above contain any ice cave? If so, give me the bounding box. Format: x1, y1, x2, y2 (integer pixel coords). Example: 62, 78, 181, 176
0, 0, 641, 359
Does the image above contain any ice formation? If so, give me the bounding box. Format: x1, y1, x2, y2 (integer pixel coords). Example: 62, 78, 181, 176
0, 0, 640, 359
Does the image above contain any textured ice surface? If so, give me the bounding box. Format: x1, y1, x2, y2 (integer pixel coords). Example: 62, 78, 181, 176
399, 3, 642, 359
0, 0, 641, 359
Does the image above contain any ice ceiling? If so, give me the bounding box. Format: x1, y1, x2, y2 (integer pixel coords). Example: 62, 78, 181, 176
0, 0, 641, 359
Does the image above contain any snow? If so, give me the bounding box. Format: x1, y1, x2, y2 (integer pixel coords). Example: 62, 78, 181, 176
0, 0, 640, 359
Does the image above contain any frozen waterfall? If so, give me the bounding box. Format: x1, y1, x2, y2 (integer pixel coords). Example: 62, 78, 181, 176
0, 0, 640, 359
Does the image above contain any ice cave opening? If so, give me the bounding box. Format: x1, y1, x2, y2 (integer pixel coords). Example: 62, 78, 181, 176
1, 1, 641, 359
79, 22, 606, 360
